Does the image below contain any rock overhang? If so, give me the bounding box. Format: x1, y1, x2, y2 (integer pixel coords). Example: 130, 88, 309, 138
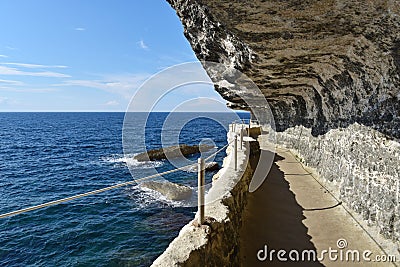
167, 0, 400, 138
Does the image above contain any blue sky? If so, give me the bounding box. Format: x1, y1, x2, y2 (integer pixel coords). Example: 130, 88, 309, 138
0, 0, 228, 111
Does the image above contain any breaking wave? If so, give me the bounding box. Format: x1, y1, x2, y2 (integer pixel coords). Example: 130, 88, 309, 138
100, 154, 164, 169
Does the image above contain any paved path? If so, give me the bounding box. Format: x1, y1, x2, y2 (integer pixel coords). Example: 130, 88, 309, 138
239, 145, 394, 267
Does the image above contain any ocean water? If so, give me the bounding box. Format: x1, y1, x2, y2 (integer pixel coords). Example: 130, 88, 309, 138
0, 112, 249, 266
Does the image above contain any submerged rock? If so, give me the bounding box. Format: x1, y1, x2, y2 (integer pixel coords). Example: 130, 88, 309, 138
182, 161, 220, 172
134, 144, 214, 161
205, 161, 219, 172
141, 180, 192, 201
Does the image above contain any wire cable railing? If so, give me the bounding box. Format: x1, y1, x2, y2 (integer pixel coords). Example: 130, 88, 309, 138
0, 138, 237, 220
205, 139, 234, 162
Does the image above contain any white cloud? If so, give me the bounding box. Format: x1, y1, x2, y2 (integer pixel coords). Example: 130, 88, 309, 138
105, 100, 119, 106
0, 55, 8, 58
138, 39, 149, 50
0, 86, 58, 93
0, 65, 70, 78
75, 27, 85, 31
1, 62, 68, 69
58, 73, 150, 99
0, 79, 24, 86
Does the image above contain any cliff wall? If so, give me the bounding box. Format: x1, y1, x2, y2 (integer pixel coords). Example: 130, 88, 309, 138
167, 0, 400, 253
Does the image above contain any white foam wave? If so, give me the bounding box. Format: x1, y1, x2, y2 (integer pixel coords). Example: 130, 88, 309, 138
101, 154, 163, 169
127, 184, 183, 210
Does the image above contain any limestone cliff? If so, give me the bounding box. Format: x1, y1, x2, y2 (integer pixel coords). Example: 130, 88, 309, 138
168, 0, 400, 254
168, 0, 400, 138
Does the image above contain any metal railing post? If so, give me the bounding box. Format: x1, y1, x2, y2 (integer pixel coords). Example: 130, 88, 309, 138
197, 157, 205, 225
248, 120, 250, 137
234, 134, 238, 171
240, 126, 243, 150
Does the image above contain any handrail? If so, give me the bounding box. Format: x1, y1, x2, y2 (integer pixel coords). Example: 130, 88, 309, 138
0, 161, 196, 219
205, 139, 234, 162
0, 141, 235, 219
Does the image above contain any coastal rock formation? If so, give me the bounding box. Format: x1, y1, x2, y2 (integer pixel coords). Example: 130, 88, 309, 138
168, 0, 400, 138
134, 144, 214, 161
167, 0, 400, 253
204, 161, 219, 172
182, 161, 220, 172
141, 180, 192, 201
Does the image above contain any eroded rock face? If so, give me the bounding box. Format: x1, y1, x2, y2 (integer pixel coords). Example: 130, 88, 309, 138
167, 0, 400, 138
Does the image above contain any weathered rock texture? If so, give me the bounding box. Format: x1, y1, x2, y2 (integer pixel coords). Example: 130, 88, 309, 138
167, 0, 400, 254
168, 0, 400, 138
134, 144, 214, 161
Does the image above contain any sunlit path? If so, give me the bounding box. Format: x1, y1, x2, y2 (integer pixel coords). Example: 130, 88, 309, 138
240, 141, 391, 266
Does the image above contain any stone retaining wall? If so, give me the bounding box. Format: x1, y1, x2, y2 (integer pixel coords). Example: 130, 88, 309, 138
151, 133, 259, 266
275, 123, 400, 255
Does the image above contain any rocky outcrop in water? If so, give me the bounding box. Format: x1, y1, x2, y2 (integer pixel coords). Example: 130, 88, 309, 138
203, 161, 219, 172
182, 161, 220, 172
134, 144, 214, 161
141, 181, 192, 201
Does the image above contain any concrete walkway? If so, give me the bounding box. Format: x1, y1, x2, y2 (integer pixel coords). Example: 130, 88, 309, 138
239, 145, 394, 266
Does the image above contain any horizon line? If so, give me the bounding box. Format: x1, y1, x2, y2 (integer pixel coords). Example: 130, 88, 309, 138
0, 110, 249, 113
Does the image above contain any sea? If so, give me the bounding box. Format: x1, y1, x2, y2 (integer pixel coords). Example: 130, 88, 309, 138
0, 112, 249, 267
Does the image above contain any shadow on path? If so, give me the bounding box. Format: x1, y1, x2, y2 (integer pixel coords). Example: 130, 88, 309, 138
304, 202, 342, 212
239, 150, 324, 267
